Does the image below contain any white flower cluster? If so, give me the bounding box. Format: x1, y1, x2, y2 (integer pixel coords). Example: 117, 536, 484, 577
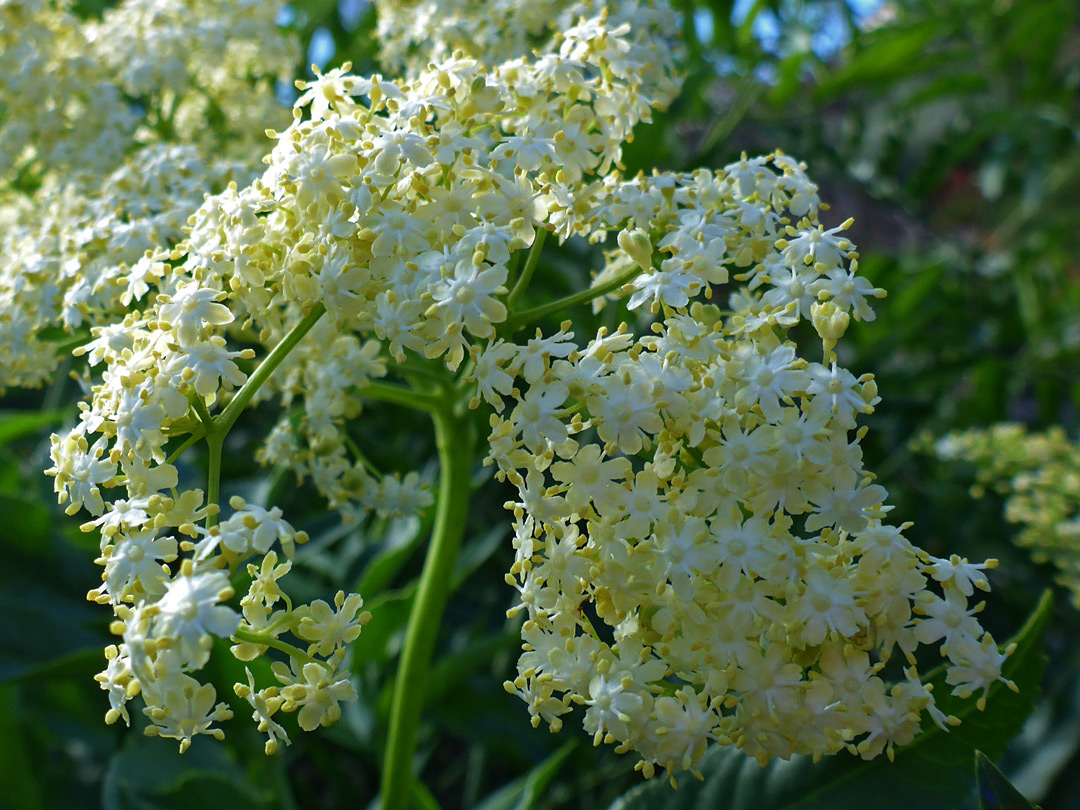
174, 1, 682, 519
374, 0, 683, 95
487, 157, 1012, 779
9, 1, 372, 753
84, 0, 293, 152
18, 0, 1011, 772
932, 423, 1080, 608
0, 146, 251, 388
46, 279, 368, 752
40, 0, 683, 752
0, 0, 293, 390
0, 0, 134, 176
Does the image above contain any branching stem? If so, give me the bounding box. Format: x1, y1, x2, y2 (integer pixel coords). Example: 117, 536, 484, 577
502, 264, 643, 334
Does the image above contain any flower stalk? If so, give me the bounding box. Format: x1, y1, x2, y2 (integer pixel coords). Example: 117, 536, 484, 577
381, 392, 476, 810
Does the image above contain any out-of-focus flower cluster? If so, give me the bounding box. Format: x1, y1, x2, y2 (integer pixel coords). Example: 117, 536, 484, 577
0, 0, 293, 389
374, 0, 683, 93
489, 156, 1011, 780
932, 424, 1080, 608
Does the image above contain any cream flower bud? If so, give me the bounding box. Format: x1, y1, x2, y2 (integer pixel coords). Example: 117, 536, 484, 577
811, 300, 850, 357
618, 228, 655, 271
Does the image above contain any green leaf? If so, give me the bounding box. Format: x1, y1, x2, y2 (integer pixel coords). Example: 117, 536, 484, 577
354, 514, 427, 596
0, 492, 52, 544
808, 20, 950, 102
0, 582, 102, 684
352, 524, 506, 666
976, 752, 1040, 810
0, 409, 67, 446
0, 686, 45, 810
424, 631, 520, 704
351, 586, 415, 665
102, 733, 273, 810
474, 741, 576, 810
608, 590, 1052, 810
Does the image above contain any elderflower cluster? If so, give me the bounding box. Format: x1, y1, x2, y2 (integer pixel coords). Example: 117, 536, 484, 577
172, 1, 681, 519
0, 0, 293, 390
374, 0, 683, 95
24, 0, 1012, 772
46, 277, 368, 752
931, 424, 1080, 608
0, 147, 254, 388
486, 156, 1011, 779
41, 0, 682, 750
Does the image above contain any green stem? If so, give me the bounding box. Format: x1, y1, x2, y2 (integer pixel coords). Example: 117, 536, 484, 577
506, 227, 548, 310
680, 0, 703, 61
381, 401, 476, 810
166, 432, 203, 465
694, 76, 761, 163
216, 304, 326, 435
342, 432, 382, 476
360, 380, 441, 413
53, 333, 91, 357
410, 781, 444, 810
232, 628, 329, 671
188, 394, 214, 429
501, 264, 642, 335
261, 465, 291, 510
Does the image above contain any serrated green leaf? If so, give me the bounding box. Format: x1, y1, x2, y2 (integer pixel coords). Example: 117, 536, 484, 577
976, 751, 1040, 810
609, 590, 1052, 810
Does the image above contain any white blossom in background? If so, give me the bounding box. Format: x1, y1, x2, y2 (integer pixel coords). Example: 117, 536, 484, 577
929, 423, 1079, 609
0, 0, 293, 390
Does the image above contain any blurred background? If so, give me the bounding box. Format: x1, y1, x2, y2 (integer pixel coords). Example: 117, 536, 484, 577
2, 0, 1079, 808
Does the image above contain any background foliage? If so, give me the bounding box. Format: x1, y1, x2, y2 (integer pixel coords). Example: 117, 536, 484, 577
2, 0, 1078, 807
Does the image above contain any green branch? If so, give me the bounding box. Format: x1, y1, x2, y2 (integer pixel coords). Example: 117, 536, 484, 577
360, 380, 441, 413
206, 434, 222, 529
506, 227, 548, 310
165, 432, 203, 465
231, 628, 329, 671
216, 303, 327, 435
501, 264, 643, 334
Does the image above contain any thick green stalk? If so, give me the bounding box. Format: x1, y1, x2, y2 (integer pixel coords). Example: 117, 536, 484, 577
381, 399, 476, 810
